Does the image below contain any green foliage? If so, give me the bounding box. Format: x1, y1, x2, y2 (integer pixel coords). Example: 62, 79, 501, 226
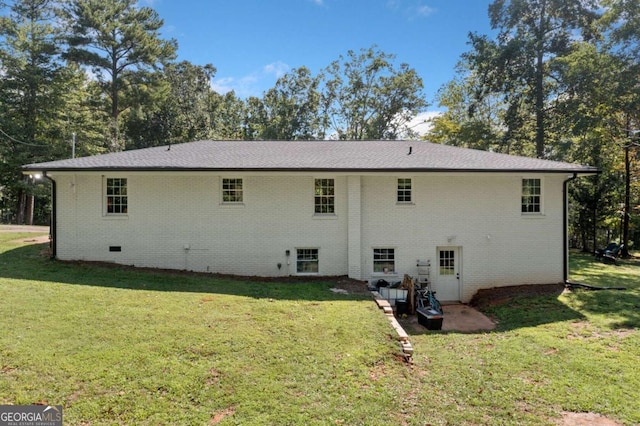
429, 74, 506, 152
464, 0, 601, 158
0, 0, 100, 224
323, 46, 428, 140
61, 0, 177, 151
243, 47, 428, 141
123, 62, 217, 148
249, 67, 325, 140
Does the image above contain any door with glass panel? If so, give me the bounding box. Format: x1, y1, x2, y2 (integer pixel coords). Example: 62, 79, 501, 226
433, 247, 461, 301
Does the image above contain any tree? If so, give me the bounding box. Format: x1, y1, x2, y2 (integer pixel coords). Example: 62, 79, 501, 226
0, 0, 75, 224
599, 0, 640, 256
124, 61, 216, 148
62, 0, 176, 151
550, 43, 627, 251
322, 46, 427, 140
208, 91, 245, 140
242, 67, 324, 140
428, 66, 506, 152
466, 0, 600, 158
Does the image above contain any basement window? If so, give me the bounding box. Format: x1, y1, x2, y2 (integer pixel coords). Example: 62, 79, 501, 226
296, 248, 319, 274
373, 248, 395, 274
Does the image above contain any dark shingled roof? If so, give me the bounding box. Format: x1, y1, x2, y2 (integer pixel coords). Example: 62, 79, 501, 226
23, 140, 599, 174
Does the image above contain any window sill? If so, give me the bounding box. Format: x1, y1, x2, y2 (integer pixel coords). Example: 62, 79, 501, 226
396, 202, 415, 207
313, 213, 338, 220
521, 212, 545, 218
220, 202, 245, 207
103, 214, 129, 220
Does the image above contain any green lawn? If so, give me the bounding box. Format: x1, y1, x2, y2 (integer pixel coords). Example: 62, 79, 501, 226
1, 234, 639, 425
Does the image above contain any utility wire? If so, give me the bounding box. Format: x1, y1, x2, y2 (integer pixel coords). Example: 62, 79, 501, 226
0, 127, 51, 147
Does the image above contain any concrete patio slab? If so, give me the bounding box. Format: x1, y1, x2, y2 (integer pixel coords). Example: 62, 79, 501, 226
440, 303, 496, 332
400, 303, 496, 333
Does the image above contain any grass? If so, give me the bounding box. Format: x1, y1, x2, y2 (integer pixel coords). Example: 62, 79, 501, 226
1, 233, 639, 425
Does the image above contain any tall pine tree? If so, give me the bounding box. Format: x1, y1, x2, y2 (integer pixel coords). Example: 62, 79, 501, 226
62, 0, 176, 151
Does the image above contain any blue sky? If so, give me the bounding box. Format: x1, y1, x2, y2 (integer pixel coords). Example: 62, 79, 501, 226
145, 0, 495, 126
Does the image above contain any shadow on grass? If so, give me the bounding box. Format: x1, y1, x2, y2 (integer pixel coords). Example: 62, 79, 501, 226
478, 294, 585, 331
0, 243, 369, 302
569, 252, 640, 329
565, 288, 640, 329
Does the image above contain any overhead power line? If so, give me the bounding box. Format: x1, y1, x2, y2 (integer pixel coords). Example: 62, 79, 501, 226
0, 127, 51, 147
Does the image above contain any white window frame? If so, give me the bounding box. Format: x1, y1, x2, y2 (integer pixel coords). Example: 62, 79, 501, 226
314, 178, 335, 215
222, 178, 244, 204
439, 249, 455, 276
397, 178, 412, 204
104, 177, 128, 216
373, 248, 395, 274
521, 177, 543, 215
296, 248, 319, 274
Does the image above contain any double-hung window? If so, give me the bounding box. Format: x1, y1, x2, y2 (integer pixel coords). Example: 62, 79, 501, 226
521, 178, 541, 213
222, 178, 243, 203
314, 179, 335, 214
373, 248, 395, 273
296, 248, 319, 274
106, 178, 128, 215
397, 178, 412, 203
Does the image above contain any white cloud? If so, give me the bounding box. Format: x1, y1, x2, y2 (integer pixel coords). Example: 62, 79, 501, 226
387, 1, 437, 19
310, 0, 324, 5
263, 61, 290, 79
386, 0, 400, 10
416, 4, 435, 17
210, 75, 258, 98
406, 111, 442, 137
211, 61, 291, 98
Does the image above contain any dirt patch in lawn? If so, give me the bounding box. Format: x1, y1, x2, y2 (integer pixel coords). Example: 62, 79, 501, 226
469, 283, 566, 308
557, 412, 624, 426
332, 277, 371, 295
13, 234, 50, 244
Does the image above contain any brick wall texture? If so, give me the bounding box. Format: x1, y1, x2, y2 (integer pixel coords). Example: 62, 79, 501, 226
53, 172, 566, 302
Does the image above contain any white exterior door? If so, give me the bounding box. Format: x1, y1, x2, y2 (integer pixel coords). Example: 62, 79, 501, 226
434, 247, 461, 301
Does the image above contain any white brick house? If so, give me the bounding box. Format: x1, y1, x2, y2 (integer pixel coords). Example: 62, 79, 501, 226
24, 140, 597, 302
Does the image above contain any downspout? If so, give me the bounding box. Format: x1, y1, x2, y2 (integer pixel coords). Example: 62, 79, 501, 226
563, 172, 626, 291
43, 171, 56, 259
563, 173, 578, 284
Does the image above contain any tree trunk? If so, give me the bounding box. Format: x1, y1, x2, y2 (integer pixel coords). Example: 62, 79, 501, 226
111, 45, 120, 151
535, 0, 547, 159
17, 189, 26, 225
621, 143, 631, 258
592, 199, 597, 253
26, 194, 34, 226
